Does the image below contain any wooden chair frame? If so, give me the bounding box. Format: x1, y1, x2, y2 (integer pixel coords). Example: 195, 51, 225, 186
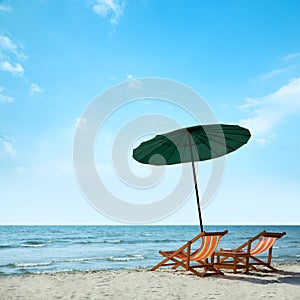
215, 231, 286, 273
151, 230, 228, 277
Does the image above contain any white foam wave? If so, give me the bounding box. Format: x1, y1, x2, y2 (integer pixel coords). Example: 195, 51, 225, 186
20, 244, 47, 248
108, 255, 144, 262
104, 239, 121, 244
62, 257, 104, 263
14, 262, 52, 268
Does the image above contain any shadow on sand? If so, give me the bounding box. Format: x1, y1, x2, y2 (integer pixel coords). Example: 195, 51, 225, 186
218, 269, 300, 286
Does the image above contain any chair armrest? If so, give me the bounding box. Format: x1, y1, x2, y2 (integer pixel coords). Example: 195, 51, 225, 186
219, 248, 236, 252
170, 240, 192, 256
189, 232, 206, 244
189, 230, 228, 244
235, 230, 266, 251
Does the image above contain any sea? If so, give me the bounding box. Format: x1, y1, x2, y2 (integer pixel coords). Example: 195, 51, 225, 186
0, 225, 299, 276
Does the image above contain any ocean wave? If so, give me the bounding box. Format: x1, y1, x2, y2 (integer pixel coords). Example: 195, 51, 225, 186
131, 254, 144, 259
22, 240, 46, 245
118, 239, 177, 245
0, 244, 13, 249
75, 239, 123, 245
77, 238, 177, 245
11, 262, 52, 268
34, 269, 76, 275
152, 239, 177, 243
108, 255, 144, 262
274, 245, 300, 249
20, 243, 47, 248
103, 239, 122, 244
59, 257, 105, 263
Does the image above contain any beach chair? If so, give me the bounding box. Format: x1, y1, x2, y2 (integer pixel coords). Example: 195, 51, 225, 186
151, 230, 228, 277
215, 231, 286, 273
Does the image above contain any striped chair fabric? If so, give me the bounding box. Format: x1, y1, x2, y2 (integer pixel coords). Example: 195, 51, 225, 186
177, 235, 221, 260
250, 237, 278, 255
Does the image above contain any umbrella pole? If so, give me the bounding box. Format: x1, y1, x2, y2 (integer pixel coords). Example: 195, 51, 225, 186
188, 134, 204, 232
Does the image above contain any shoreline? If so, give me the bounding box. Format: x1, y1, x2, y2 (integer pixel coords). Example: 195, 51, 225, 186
1, 260, 299, 277
1, 260, 299, 275
1, 262, 299, 299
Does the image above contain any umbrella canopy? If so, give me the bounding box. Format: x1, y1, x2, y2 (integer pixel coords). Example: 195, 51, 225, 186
133, 124, 250, 165
133, 124, 251, 232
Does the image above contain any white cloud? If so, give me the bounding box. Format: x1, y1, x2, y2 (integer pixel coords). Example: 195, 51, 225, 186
0, 86, 14, 103
0, 34, 26, 60
238, 97, 259, 110
0, 34, 41, 99
0, 34, 26, 79
256, 135, 276, 147
0, 61, 24, 76
92, 0, 124, 25
0, 5, 12, 12
30, 83, 43, 95
282, 52, 300, 61
3, 141, 16, 157
0, 94, 14, 103
0, 137, 17, 159
126, 74, 133, 80
259, 67, 292, 81
240, 77, 300, 145
0, 35, 17, 52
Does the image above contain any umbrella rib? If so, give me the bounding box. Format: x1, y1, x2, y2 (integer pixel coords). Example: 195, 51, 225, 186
182, 133, 190, 161
135, 136, 169, 157
197, 127, 249, 152
139, 133, 183, 163
196, 132, 221, 157
206, 133, 247, 151
204, 127, 250, 141
162, 133, 185, 162
148, 139, 173, 160
203, 133, 235, 152
204, 131, 249, 139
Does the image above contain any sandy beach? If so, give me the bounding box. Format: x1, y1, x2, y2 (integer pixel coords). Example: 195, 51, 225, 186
0, 262, 299, 300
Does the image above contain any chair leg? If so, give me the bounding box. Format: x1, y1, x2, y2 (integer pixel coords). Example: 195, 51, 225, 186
151, 256, 171, 271
151, 251, 188, 271
267, 247, 273, 265
245, 255, 250, 273
190, 259, 224, 276
250, 256, 278, 272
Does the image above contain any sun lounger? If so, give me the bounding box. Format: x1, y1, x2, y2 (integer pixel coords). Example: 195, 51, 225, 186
214, 231, 286, 273
151, 230, 228, 277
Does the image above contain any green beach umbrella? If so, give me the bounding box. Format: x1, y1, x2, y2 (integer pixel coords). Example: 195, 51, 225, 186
133, 124, 251, 232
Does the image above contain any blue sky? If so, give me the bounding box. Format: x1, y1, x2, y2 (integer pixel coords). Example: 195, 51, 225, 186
1, 0, 300, 225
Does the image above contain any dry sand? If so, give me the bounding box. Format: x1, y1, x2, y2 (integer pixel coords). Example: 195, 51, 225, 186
0, 262, 299, 300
